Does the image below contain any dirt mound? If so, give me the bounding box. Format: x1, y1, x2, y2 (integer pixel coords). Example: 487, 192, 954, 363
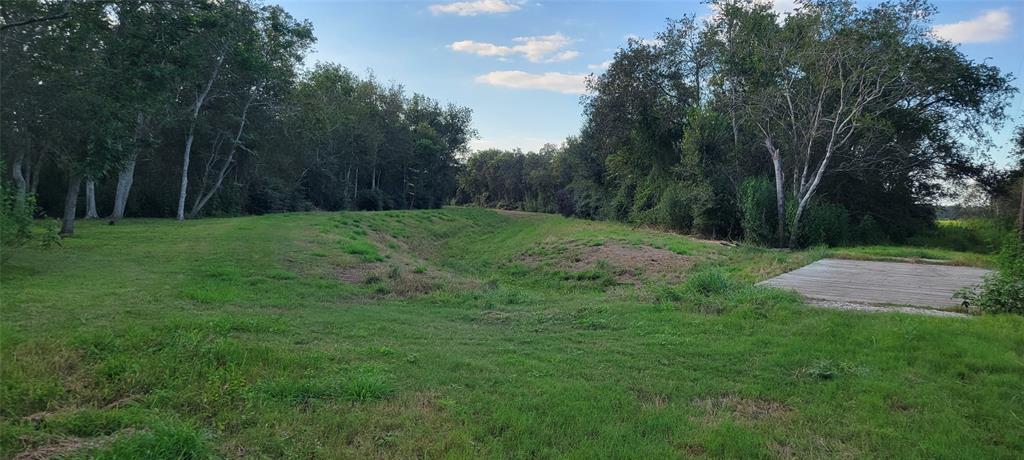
336, 233, 477, 296
521, 240, 694, 284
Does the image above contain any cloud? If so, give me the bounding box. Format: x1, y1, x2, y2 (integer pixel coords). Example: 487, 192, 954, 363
624, 34, 663, 47
450, 34, 579, 62
767, 0, 798, 16
932, 9, 1012, 44
587, 60, 612, 71
701, 0, 797, 24
475, 71, 588, 94
428, 0, 521, 16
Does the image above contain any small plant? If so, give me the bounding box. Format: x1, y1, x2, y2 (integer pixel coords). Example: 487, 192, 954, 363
342, 368, 394, 401
341, 239, 384, 262
682, 268, 733, 296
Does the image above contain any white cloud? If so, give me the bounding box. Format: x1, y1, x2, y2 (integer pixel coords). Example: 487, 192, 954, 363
701, 0, 797, 24
767, 0, 798, 17
450, 34, 579, 62
451, 40, 515, 57
624, 34, 663, 47
587, 60, 612, 71
475, 70, 588, 94
428, 0, 521, 16
932, 9, 1012, 44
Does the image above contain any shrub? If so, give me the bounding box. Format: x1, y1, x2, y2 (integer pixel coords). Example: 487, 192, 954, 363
555, 189, 575, 217
958, 237, 1024, 315
740, 177, 777, 245
795, 201, 849, 248
682, 267, 733, 296
566, 180, 605, 220
355, 189, 388, 211
643, 182, 696, 232
851, 214, 888, 245
1, 190, 59, 263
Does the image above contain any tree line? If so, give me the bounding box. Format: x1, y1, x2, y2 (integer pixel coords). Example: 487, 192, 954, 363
456, 0, 1021, 247
2, 0, 474, 236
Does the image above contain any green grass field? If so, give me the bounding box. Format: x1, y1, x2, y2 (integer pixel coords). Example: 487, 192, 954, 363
2, 208, 1022, 458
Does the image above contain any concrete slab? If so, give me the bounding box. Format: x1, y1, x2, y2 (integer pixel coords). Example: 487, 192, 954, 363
759, 258, 991, 309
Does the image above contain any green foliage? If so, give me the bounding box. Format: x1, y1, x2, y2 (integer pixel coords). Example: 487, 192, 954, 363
740, 177, 777, 245
959, 237, 1024, 315
906, 219, 1013, 254
77, 421, 213, 460
793, 201, 850, 248
340, 239, 383, 262
681, 267, 733, 296
0, 190, 59, 262
0, 186, 34, 257
851, 215, 888, 245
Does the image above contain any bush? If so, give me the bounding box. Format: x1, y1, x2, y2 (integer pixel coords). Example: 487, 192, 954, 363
851, 214, 888, 245
355, 189, 388, 211
555, 189, 575, 217
794, 201, 849, 248
740, 177, 777, 245
644, 182, 696, 232
1, 186, 34, 255
682, 267, 733, 296
958, 237, 1024, 315
1, 189, 59, 263
566, 180, 606, 220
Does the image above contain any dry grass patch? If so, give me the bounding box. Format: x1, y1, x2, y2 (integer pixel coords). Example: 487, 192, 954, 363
13, 428, 137, 460
693, 394, 793, 424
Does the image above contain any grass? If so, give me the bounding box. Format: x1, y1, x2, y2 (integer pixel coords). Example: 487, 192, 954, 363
2, 208, 1022, 458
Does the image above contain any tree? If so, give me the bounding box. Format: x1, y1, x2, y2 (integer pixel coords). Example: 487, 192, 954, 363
712, 0, 1014, 246
1012, 126, 1024, 239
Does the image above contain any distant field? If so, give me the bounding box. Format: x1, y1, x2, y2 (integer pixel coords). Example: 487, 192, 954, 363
2, 208, 1022, 458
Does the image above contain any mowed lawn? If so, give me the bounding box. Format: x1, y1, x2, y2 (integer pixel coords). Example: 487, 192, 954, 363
1, 208, 1022, 458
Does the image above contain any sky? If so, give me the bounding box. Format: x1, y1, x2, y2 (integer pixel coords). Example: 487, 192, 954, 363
275, 0, 1024, 166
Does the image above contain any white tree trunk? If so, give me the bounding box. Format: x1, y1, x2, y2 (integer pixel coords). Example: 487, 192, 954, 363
177, 51, 225, 221
764, 138, 786, 247
190, 93, 253, 219
109, 153, 137, 221
84, 177, 99, 218
177, 131, 195, 221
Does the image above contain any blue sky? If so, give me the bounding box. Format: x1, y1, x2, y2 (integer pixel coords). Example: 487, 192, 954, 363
276, 0, 1023, 166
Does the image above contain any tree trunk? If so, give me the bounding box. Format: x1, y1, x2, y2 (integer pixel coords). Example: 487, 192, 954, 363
84, 177, 99, 218
11, 156, 27, 207
190, 93, 253, 219
29, 158, 42, 195
177, 51, 225, 221
766, 139, 786, 248
110, 113, 147, 221
109, 153, 137, 221
60, 174, 83, 235
789, 202, 805, 248
177, 131, 195, 221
